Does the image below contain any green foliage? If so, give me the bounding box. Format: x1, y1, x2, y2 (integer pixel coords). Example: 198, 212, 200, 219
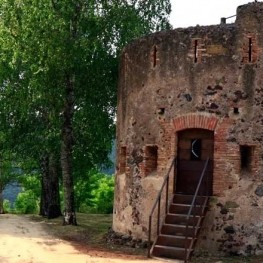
17, 173, 41, 197
92, 175, 114, 214
14, 174, 40, 214
14, 190, 39, 214
75, 170, 114, 214
3, 199, 11, 213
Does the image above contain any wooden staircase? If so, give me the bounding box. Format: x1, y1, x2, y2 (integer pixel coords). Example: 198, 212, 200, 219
151, 193, 209, 261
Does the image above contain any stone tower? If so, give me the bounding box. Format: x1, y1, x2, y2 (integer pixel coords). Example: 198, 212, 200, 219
113, 2, 263, 256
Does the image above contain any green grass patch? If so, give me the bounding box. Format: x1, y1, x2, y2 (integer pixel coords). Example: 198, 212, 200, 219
30, 213, 146, 256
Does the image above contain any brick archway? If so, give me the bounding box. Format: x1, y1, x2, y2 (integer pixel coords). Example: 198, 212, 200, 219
172, 113, 219, 132
171, 113, 219, 196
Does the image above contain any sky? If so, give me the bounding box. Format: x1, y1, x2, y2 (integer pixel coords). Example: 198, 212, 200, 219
170, 0, 258, 28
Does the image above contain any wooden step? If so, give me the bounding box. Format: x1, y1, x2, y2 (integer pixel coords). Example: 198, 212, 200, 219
150, 194, 210, 261
165, 213, 201, 225
152, 245, 193, 260
173, 194, 207, 205
169, 204, 204, 215
161, 224, 199, 237
155, 234, 194, 248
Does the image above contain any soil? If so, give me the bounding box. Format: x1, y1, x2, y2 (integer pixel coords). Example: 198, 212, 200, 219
0, 214, 173, 263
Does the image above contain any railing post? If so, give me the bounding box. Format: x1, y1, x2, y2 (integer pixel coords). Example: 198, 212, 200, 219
147, 157, 176, 258
148, 215, 152, 258
173, 158, 177, 193
157, 196, 161, 235
184, 157, 210, 263
166, 176, 169, 214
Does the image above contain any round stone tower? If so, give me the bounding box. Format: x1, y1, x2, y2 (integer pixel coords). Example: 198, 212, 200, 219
113, 2, 263, 256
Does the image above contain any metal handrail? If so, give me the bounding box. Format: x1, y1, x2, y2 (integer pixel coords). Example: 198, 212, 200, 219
184, 157, 210, 262
147, 157, 177, 257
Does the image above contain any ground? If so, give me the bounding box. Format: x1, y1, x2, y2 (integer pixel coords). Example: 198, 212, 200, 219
0, 213, 170, 263
1, 213, 263, 263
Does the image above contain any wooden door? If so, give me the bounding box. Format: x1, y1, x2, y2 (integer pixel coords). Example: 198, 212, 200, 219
176, 129, 214, 195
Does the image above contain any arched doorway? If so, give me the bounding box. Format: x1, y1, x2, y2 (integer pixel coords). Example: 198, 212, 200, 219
176, 128, 214, 196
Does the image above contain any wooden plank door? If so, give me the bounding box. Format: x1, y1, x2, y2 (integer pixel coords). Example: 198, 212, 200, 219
176, 129, 214, 195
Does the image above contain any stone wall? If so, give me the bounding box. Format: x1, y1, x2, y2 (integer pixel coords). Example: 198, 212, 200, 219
113, 2, 263, 251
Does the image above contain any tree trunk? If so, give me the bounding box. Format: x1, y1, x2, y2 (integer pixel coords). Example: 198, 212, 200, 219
40, 154, 49, 216
48, 154, 61, 219
40, 153, 61, 218
61, 73, 77, 225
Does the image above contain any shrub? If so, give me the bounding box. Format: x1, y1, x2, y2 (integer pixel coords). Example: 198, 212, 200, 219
14, 190, 39, 214
3, 199, 11, 213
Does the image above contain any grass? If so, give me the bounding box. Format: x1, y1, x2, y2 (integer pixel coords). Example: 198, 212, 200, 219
30, 213, 146, 256
30, 213, 263, 262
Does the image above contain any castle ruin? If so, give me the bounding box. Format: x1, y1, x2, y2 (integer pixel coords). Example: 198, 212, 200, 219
113, 2, 263, 259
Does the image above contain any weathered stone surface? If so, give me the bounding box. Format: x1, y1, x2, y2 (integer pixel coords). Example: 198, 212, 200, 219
113, 2, 263, 258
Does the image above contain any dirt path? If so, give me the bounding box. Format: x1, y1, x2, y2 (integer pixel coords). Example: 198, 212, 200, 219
0, 214, 177, 263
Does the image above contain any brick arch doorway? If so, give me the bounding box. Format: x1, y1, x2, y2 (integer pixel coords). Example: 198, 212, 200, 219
176, 128, 214, 196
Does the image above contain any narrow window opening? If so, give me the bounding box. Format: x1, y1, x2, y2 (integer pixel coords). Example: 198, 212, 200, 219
240, 145, 253, 172
191, 139, 201, 160
194, 40, 198, 63
119, 146, 127, 174
248, 37, 252, 62
153, 45, 157, 67
233, 107, 239, 114
145, 145, 158, 175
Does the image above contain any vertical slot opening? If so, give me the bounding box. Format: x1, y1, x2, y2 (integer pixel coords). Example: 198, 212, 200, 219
153, 45, 157, 67
248, 37, 252, 62
145, 145, 158, 175
194, 40, 198, 63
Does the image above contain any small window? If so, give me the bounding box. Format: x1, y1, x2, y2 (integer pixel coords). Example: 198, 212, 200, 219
191, 139, 201, 160
248, 37, 252, 63
119, 146, 127, 173
194, 40, 198, 63
240, 145, 253, 172
145, 145, 158, 175
233, 107, 239, 114
153, 45, 158, 67
242, 35, 257, 64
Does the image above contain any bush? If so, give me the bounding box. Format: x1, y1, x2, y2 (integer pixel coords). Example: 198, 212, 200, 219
74, 170, 114, 214
14, 190, 39, 214
92, 175, 114, 214
3, 199, 11, 213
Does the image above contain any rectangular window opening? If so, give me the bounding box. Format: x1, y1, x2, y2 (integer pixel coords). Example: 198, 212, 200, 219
240, 145, 253, 172
145, 145, 158, 175
233, 107, 239, 114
